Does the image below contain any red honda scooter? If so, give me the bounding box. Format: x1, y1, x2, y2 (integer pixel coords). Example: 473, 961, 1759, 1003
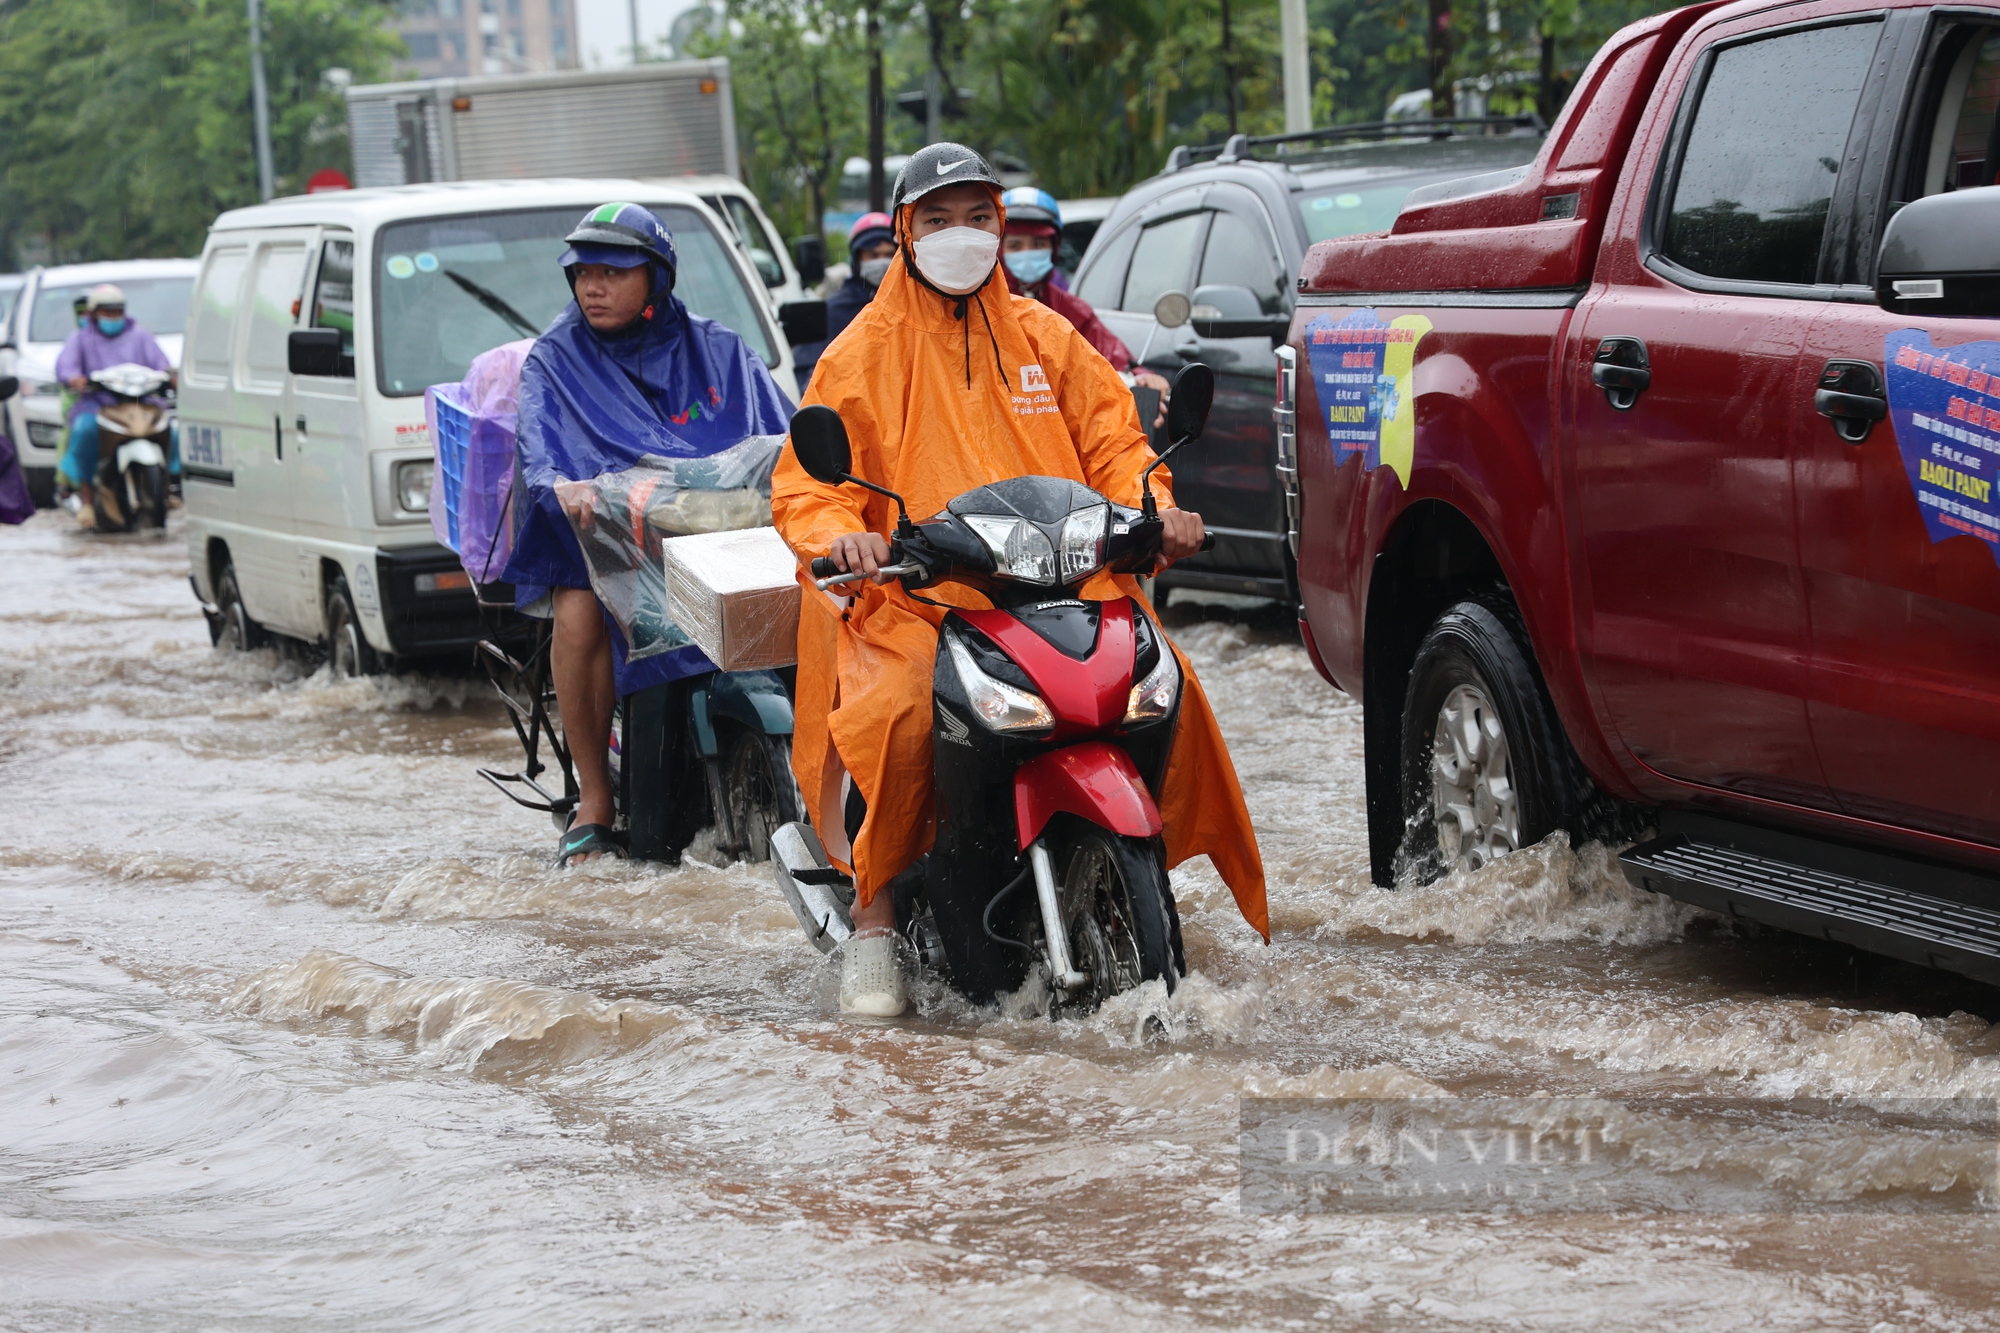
771, 364, 1216, 1011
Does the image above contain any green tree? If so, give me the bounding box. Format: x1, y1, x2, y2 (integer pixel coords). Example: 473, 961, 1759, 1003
705, 0, 1681, 233
695, 0, 875, 239
0, 0, 401, 267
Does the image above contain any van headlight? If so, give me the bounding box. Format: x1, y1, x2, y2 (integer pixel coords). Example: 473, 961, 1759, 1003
395, 460, 433, 513
1125, 642, 1181, 723
947, 629, 1053, 733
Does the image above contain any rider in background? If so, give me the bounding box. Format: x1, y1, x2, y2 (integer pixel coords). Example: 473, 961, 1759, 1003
998, 188, 1172, 427
791, 211, 896, 394
56, 285, 174, 526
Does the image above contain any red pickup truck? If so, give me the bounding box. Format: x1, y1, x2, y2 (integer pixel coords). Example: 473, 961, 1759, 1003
1285, 0, 2000, 982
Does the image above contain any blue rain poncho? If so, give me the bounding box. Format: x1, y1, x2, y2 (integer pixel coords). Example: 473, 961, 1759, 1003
503, 290, 793, 695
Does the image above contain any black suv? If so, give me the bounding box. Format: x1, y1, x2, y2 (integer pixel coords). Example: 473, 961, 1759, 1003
1075, 119, 1546, 602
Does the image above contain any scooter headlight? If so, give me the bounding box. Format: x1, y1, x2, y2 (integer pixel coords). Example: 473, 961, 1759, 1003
1124, 641, 1181, 724
1059, 503, 1108, 582
961, 514, 1057, 585
947, 630, 1053, 734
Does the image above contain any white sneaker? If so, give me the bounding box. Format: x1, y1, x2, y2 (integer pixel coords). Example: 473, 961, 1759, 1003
839, 930, 907, 1017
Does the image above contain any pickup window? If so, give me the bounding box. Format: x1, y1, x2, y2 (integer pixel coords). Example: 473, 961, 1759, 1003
1914, 28, 2000, 195
1661, 20, 1881, 286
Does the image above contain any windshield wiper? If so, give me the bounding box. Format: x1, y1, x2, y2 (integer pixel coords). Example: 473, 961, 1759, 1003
442, 269, 540, 339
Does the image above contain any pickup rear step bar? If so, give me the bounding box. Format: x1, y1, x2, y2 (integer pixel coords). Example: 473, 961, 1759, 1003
1621, 813, 2000, 986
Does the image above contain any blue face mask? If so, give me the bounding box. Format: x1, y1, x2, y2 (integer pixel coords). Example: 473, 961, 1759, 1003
1004, 249, 1055, 286
95, 316, 126, 336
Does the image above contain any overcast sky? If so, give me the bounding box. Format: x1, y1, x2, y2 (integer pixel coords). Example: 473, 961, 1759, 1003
575, 0, 698, 68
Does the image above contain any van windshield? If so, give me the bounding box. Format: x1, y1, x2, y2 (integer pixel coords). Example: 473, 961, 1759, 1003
29, 276, 194, 343
373, 204, 777, 397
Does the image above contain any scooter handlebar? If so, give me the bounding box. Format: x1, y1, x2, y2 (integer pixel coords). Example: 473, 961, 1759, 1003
809, 556, 840, 580
1200, 532, 1216, 552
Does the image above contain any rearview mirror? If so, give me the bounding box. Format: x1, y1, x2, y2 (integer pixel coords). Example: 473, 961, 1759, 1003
288, 329, 351, 378
779, 299, 829, 348
1189, 284, 1288, 340
1877, 187, 2000, 317
793, 234, 827, 287
1166, 362, 1215, 443
1152, 290, 1192, 329
0, 376, 15, 402
790, 404, 852, 486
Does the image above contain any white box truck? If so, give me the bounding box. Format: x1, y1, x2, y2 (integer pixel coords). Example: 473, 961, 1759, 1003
345, 60, 739, 186
342, 61, 821, 313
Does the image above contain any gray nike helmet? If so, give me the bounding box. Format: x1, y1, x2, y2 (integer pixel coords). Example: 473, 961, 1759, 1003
890, 142, 1004, 210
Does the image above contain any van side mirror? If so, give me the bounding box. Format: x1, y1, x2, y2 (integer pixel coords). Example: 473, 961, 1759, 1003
1189, 284, 1289, 340
1877, 187, 2000, 317
779, 300, 829, 348
1166, 361, 1215, 443
0, 376, 16, 402
790, 404, 852, 485
289, 329, 351, 378
793, 235, 827, 287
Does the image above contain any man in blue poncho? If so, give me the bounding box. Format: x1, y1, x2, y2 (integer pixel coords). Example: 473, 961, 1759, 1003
505, 203, 792, 866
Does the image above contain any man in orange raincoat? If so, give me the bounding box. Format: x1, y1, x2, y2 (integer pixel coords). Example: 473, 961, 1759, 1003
772, 144, 1266, 1016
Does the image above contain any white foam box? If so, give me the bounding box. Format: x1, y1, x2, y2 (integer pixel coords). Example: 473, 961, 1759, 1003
661, 526, 802, 671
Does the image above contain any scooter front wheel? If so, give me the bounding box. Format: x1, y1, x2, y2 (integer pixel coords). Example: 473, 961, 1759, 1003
1054, 822, 1184, 1012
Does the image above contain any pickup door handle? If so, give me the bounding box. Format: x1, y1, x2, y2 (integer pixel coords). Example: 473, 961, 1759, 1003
1814, 359, 1887, 443
1591, 337, 1651, 411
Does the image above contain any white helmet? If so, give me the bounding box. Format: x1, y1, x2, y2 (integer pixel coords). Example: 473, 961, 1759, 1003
84, 283, 127, 311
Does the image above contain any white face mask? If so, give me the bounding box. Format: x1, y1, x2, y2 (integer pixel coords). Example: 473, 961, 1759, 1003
858, 255, 894, 287
910, 226, 999, 295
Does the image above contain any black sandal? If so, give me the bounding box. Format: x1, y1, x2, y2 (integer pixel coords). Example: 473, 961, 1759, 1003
557, 823, 626, 867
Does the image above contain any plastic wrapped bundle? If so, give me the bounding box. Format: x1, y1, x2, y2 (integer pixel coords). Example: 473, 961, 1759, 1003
566, 434, 787, 663
425, 339, 535, 583
662, 527, 802, 671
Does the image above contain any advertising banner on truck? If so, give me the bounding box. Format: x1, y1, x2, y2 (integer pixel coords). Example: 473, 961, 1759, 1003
1302, 308, 1431, 488
1886, 329, 2000, 563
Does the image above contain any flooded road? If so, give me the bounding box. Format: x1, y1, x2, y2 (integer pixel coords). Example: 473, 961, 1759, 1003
4, 510, 1999, 1332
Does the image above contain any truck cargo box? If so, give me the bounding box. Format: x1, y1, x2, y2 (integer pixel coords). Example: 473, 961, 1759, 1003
345, 60, 737, 187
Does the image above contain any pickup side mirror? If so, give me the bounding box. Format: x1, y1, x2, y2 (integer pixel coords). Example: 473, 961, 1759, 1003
1877, 187, 2000, 317
793, 234, 827, 287
288, 328, 352, 378
1189, 284, 1290, 340
790, 403, 852, 485
0, 376, 16, 402
779, 299, 829, 348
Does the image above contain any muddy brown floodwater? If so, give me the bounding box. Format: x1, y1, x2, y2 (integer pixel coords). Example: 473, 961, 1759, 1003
4, 509, 2000, 1332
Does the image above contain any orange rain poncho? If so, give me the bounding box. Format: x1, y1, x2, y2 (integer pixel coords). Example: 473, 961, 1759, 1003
771, 208, 1267, 940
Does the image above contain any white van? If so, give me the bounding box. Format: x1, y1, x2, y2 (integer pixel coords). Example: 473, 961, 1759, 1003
669, 175, 809, 309
181, 179, 817, 670
2, 259, 198, 507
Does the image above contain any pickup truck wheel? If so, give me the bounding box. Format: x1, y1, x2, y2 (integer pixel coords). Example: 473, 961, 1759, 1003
1400, 599, 1572, 880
